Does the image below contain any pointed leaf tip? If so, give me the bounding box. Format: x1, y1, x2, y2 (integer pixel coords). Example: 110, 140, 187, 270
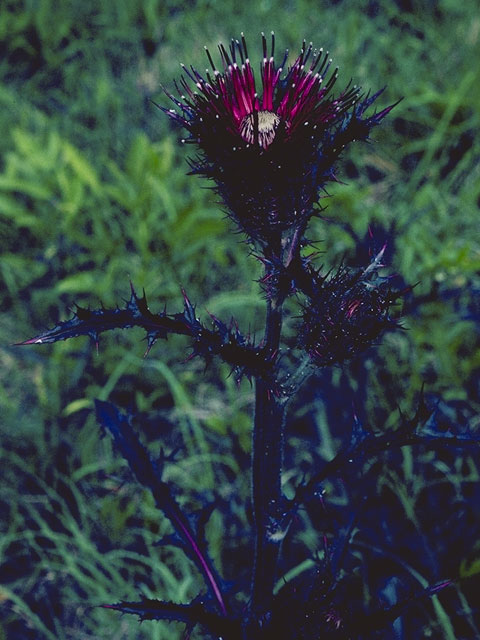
15, 336, 45, 346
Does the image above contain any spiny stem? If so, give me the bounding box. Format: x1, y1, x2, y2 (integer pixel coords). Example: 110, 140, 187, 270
248, 238, 287, 636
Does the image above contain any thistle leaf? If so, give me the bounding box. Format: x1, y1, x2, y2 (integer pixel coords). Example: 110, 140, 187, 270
101, 598, 239, 637
17, 285, 276, 383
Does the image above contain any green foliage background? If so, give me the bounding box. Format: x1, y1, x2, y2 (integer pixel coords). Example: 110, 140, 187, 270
0, 0, 479, 638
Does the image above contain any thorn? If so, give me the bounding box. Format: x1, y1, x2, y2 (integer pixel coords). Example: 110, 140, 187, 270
143, 341, 154, 359
182, 351, 197, 364
323, 533, 329, 556
89, 332, 99, 355
429, 579, 452, 595
14, 336, 43, 346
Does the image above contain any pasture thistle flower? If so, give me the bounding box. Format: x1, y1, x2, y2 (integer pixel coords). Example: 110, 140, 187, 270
163, 33, 396, 242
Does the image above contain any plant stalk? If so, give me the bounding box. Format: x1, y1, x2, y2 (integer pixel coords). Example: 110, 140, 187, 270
248, 269, 286, 635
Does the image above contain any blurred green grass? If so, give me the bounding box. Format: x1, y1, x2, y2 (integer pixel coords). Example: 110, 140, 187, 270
1, 0, 479, 638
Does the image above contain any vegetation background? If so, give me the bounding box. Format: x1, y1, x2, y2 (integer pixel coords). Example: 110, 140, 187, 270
1, 0, 479, 638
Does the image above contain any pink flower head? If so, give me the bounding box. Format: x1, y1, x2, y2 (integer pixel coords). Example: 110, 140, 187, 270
162, 34, 396, 242
166, 32, 358, 151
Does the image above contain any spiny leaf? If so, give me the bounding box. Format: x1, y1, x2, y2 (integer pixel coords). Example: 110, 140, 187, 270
101, 598, 240, 638
359, 579, 453, 632
95, 400, 228, 617
291, 401, 480, 515
17, 285, 276, 384
16, 287, 172, 345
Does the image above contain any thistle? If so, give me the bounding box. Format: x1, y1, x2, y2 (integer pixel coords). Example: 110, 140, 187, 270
163, 33, 396, 243
16, 31, 471, 640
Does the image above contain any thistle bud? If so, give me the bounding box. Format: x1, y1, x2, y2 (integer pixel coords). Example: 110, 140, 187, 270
299, 262, 399, 366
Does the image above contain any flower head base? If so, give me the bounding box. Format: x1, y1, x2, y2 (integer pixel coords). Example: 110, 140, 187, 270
299, 254, 399, 366
163, 33, 396, 243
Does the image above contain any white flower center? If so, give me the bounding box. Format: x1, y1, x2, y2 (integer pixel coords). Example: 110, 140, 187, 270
240, 110, 281, 148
